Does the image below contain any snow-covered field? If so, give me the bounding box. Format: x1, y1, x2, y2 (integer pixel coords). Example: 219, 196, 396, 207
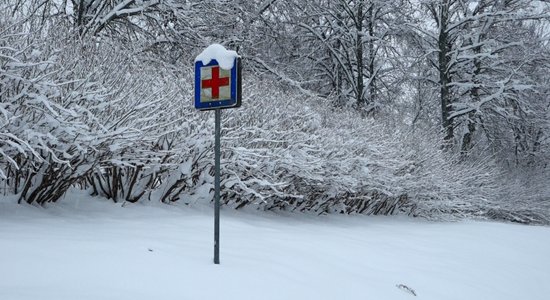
1, 195, 549, 300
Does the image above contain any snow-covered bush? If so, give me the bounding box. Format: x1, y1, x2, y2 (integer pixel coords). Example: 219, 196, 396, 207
79, 49, 189, 204
0, 11, 187, 205
200, 80, 501, 218
0, 16, 98, 204
489, 168, 550, 224
218, 85, 546, 223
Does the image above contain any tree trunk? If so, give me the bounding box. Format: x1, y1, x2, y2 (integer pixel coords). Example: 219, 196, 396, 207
461, 44, 482, 154
367, 2, 376, 112
438, 1, 453, 142
356, 0, 365, 108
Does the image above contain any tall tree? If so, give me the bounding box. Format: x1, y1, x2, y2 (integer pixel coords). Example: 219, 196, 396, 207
413, 0, 550, 152
253, 0, 411, 113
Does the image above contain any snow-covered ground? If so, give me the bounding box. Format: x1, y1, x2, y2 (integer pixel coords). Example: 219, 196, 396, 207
1, 195, 549, 300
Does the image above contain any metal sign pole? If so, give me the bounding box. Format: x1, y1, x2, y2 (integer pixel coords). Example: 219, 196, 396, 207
195, 51, 241, 265
214, 108, 221, 265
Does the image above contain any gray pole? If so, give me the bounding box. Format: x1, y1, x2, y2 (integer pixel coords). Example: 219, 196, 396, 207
214, 108, 221, 264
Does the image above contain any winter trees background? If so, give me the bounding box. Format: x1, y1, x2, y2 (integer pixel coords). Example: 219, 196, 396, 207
1, 0, 549, 223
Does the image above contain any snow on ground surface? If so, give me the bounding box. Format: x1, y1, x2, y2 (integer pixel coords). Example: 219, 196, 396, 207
1, 194, 549, 300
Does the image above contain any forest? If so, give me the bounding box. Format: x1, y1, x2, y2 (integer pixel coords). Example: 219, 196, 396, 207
1, 0, 549, 224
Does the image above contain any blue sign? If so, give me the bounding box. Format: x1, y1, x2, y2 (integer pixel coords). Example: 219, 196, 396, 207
195, 58, 241, 110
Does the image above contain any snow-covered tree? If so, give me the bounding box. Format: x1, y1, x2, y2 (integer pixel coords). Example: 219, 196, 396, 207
411, 0, 550, 155
258, 0, 412, 113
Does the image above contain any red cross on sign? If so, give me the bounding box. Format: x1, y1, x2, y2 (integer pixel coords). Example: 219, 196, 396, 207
201, 66, 231, 101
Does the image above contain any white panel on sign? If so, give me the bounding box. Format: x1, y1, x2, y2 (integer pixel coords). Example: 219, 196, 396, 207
200, 66, 232, 102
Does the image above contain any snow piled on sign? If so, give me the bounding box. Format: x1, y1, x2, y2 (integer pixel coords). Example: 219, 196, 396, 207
195, 44, 239, 70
